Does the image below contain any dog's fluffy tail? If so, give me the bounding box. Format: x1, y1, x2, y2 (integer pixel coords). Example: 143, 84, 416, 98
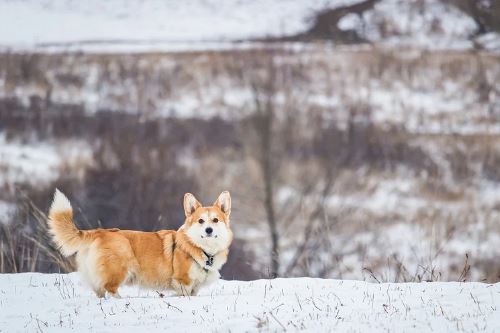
48, 189, 85, 256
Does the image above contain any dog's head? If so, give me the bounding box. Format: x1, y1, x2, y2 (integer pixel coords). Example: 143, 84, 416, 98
182, 191, 233, 254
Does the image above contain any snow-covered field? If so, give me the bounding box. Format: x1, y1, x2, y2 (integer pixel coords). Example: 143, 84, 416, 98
0, 0, 347, 52
0, 273, 498, 332
0, 0, 496, 52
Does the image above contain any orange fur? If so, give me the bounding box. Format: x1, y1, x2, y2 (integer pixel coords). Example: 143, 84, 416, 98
48, 190, 232, 297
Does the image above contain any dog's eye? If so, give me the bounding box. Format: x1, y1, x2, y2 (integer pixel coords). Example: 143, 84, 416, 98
198, 219, 204, 224
213, 218, 218, 223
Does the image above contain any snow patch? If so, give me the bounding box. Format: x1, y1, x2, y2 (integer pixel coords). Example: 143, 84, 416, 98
0, 134, 93, 189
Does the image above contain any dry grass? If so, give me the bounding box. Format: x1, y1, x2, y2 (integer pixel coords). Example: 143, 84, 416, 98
0, 195, 74, 273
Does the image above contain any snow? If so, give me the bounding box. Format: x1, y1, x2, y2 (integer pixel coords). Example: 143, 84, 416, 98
358, 0, 477, 50
0, 134, 62, 188
0, 0, 491, 53
0, 134, 93, 189
2, 40, 312, 55
0, 200, 15, 224
0, 134, 94, 224
0, 0, 354, 52
0, 273, 499, 332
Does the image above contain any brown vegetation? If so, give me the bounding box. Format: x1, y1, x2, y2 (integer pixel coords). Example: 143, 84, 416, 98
1, 46, 500, 282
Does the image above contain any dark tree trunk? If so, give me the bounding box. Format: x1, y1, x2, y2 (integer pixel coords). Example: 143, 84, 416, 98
250, 59, 280, 278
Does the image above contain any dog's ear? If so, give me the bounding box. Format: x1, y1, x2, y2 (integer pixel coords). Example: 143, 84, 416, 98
184, 193, 201, 217
214, 191, 231, 217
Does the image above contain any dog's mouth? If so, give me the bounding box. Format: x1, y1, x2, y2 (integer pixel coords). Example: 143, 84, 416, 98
201, 234, 218, 239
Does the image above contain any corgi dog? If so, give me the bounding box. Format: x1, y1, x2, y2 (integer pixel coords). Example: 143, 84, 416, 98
48, 189, 232, 297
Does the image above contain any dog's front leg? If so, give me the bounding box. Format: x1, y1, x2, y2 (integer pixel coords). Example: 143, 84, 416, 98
171, 278, 193, 296
190, 284, 200, 296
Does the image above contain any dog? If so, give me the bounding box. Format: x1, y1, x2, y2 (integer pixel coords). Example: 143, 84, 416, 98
48, 189, 232, 297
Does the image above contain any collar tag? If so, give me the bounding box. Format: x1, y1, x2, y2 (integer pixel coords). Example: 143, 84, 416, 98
203, 251, 214, 267
202, 251, 215, 272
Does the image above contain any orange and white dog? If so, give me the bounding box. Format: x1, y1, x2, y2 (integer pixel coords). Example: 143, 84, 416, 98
48, 189, 233, 297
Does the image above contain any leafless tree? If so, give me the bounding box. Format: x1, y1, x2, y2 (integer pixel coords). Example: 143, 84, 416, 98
243, 51, 281, 277
238, 49, 343, 278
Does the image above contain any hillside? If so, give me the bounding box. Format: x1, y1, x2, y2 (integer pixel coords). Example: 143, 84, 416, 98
2, 46, 500, 281
0, 273, 499, 332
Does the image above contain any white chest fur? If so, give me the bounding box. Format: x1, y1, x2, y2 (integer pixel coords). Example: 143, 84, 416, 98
187, 262, 220, 295
171, 251, 226, 296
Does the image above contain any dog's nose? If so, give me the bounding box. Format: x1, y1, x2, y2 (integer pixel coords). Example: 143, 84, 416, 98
205, 227, 213, 234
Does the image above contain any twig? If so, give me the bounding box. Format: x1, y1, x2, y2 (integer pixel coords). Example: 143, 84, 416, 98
163, 302, 183, 313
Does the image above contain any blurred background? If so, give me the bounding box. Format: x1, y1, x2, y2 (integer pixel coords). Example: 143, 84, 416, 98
0, 0, 499, 282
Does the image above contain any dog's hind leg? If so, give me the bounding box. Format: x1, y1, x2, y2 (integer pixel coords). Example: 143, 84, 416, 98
93, 235, 136, 298
100, 262, 127, 298
76, 246, 107, 298
94, 287, 106, 298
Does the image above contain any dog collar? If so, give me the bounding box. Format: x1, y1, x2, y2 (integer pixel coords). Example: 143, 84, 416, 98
202, 250, 215, 269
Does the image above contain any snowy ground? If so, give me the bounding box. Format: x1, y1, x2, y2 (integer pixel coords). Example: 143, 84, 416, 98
0, 273, 499, 332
